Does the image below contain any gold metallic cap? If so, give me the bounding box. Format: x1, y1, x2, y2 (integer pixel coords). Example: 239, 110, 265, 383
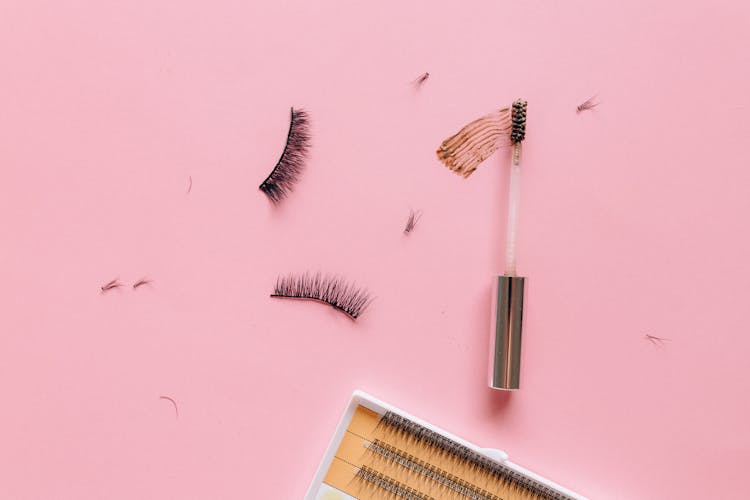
488, 275, 525, 390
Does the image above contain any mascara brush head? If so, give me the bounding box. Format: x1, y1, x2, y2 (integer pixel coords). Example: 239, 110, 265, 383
510, 99, 527, 144
436, 98, 527, 177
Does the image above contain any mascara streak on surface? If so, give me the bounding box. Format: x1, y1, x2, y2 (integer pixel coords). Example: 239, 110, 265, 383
436, 108, 512, 178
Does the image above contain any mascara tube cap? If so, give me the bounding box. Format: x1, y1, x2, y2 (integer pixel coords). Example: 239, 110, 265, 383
488, 275, 525, 390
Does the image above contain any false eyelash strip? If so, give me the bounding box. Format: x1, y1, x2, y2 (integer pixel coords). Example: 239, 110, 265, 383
258, 107, 311, 203
271, 273, 372, 320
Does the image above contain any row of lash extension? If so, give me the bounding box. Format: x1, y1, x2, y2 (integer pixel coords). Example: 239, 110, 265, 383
363, 440, 501, 500
374, 412, 574, 500
351, 411, 576, 500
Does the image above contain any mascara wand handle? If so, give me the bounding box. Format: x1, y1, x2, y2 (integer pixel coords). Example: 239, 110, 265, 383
505, 143, 522, 276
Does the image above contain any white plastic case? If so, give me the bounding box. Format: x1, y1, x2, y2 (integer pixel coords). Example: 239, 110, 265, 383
305, 390, 586, 500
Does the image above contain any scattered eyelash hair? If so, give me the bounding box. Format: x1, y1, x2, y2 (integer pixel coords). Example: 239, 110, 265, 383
159, 395, 179, 419
414, 71, 430, 87
101, 279, 122, 292
645, 333, 671, 345
259, 107, 311, 203
403, 209, 422, 234
133, 278, 151, 289
577, 95, 599, 113
271, 273, 372, 320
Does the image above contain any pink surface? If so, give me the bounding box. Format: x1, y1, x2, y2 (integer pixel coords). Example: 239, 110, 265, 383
1, 1, 749, 498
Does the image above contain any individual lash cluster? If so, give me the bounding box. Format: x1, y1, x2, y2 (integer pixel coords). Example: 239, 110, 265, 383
403, 209, 422, 234
271, 273, 372, 320
259, 107, 311, 203
576, 95, 599, 113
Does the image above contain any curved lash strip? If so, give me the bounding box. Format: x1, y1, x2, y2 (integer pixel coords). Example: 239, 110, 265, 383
271, 273, 372, 320
259, 107, 311, 203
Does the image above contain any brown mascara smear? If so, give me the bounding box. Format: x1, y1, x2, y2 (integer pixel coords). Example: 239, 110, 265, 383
436, 108, 513, 177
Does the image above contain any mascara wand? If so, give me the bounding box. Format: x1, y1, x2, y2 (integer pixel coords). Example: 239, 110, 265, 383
437, 99, 528, 390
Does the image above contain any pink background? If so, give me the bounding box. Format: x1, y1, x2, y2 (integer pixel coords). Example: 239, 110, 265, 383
1, 1, 749, 498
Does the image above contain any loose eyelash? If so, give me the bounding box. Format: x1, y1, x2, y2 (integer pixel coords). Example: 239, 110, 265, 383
645, 333, 671, 345
258, 107, 311, 203
101, 279, 122, 293
271, 273, 372, 320
577, 95, 599, 113
159, 395, 179, 419
413, 71, 430, 87
403, 209, 422, 234
133, 278, 151, 289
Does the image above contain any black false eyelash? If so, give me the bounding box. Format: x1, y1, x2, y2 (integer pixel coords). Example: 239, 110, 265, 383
259, 107, 311, 203
270, 273, 371, 320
